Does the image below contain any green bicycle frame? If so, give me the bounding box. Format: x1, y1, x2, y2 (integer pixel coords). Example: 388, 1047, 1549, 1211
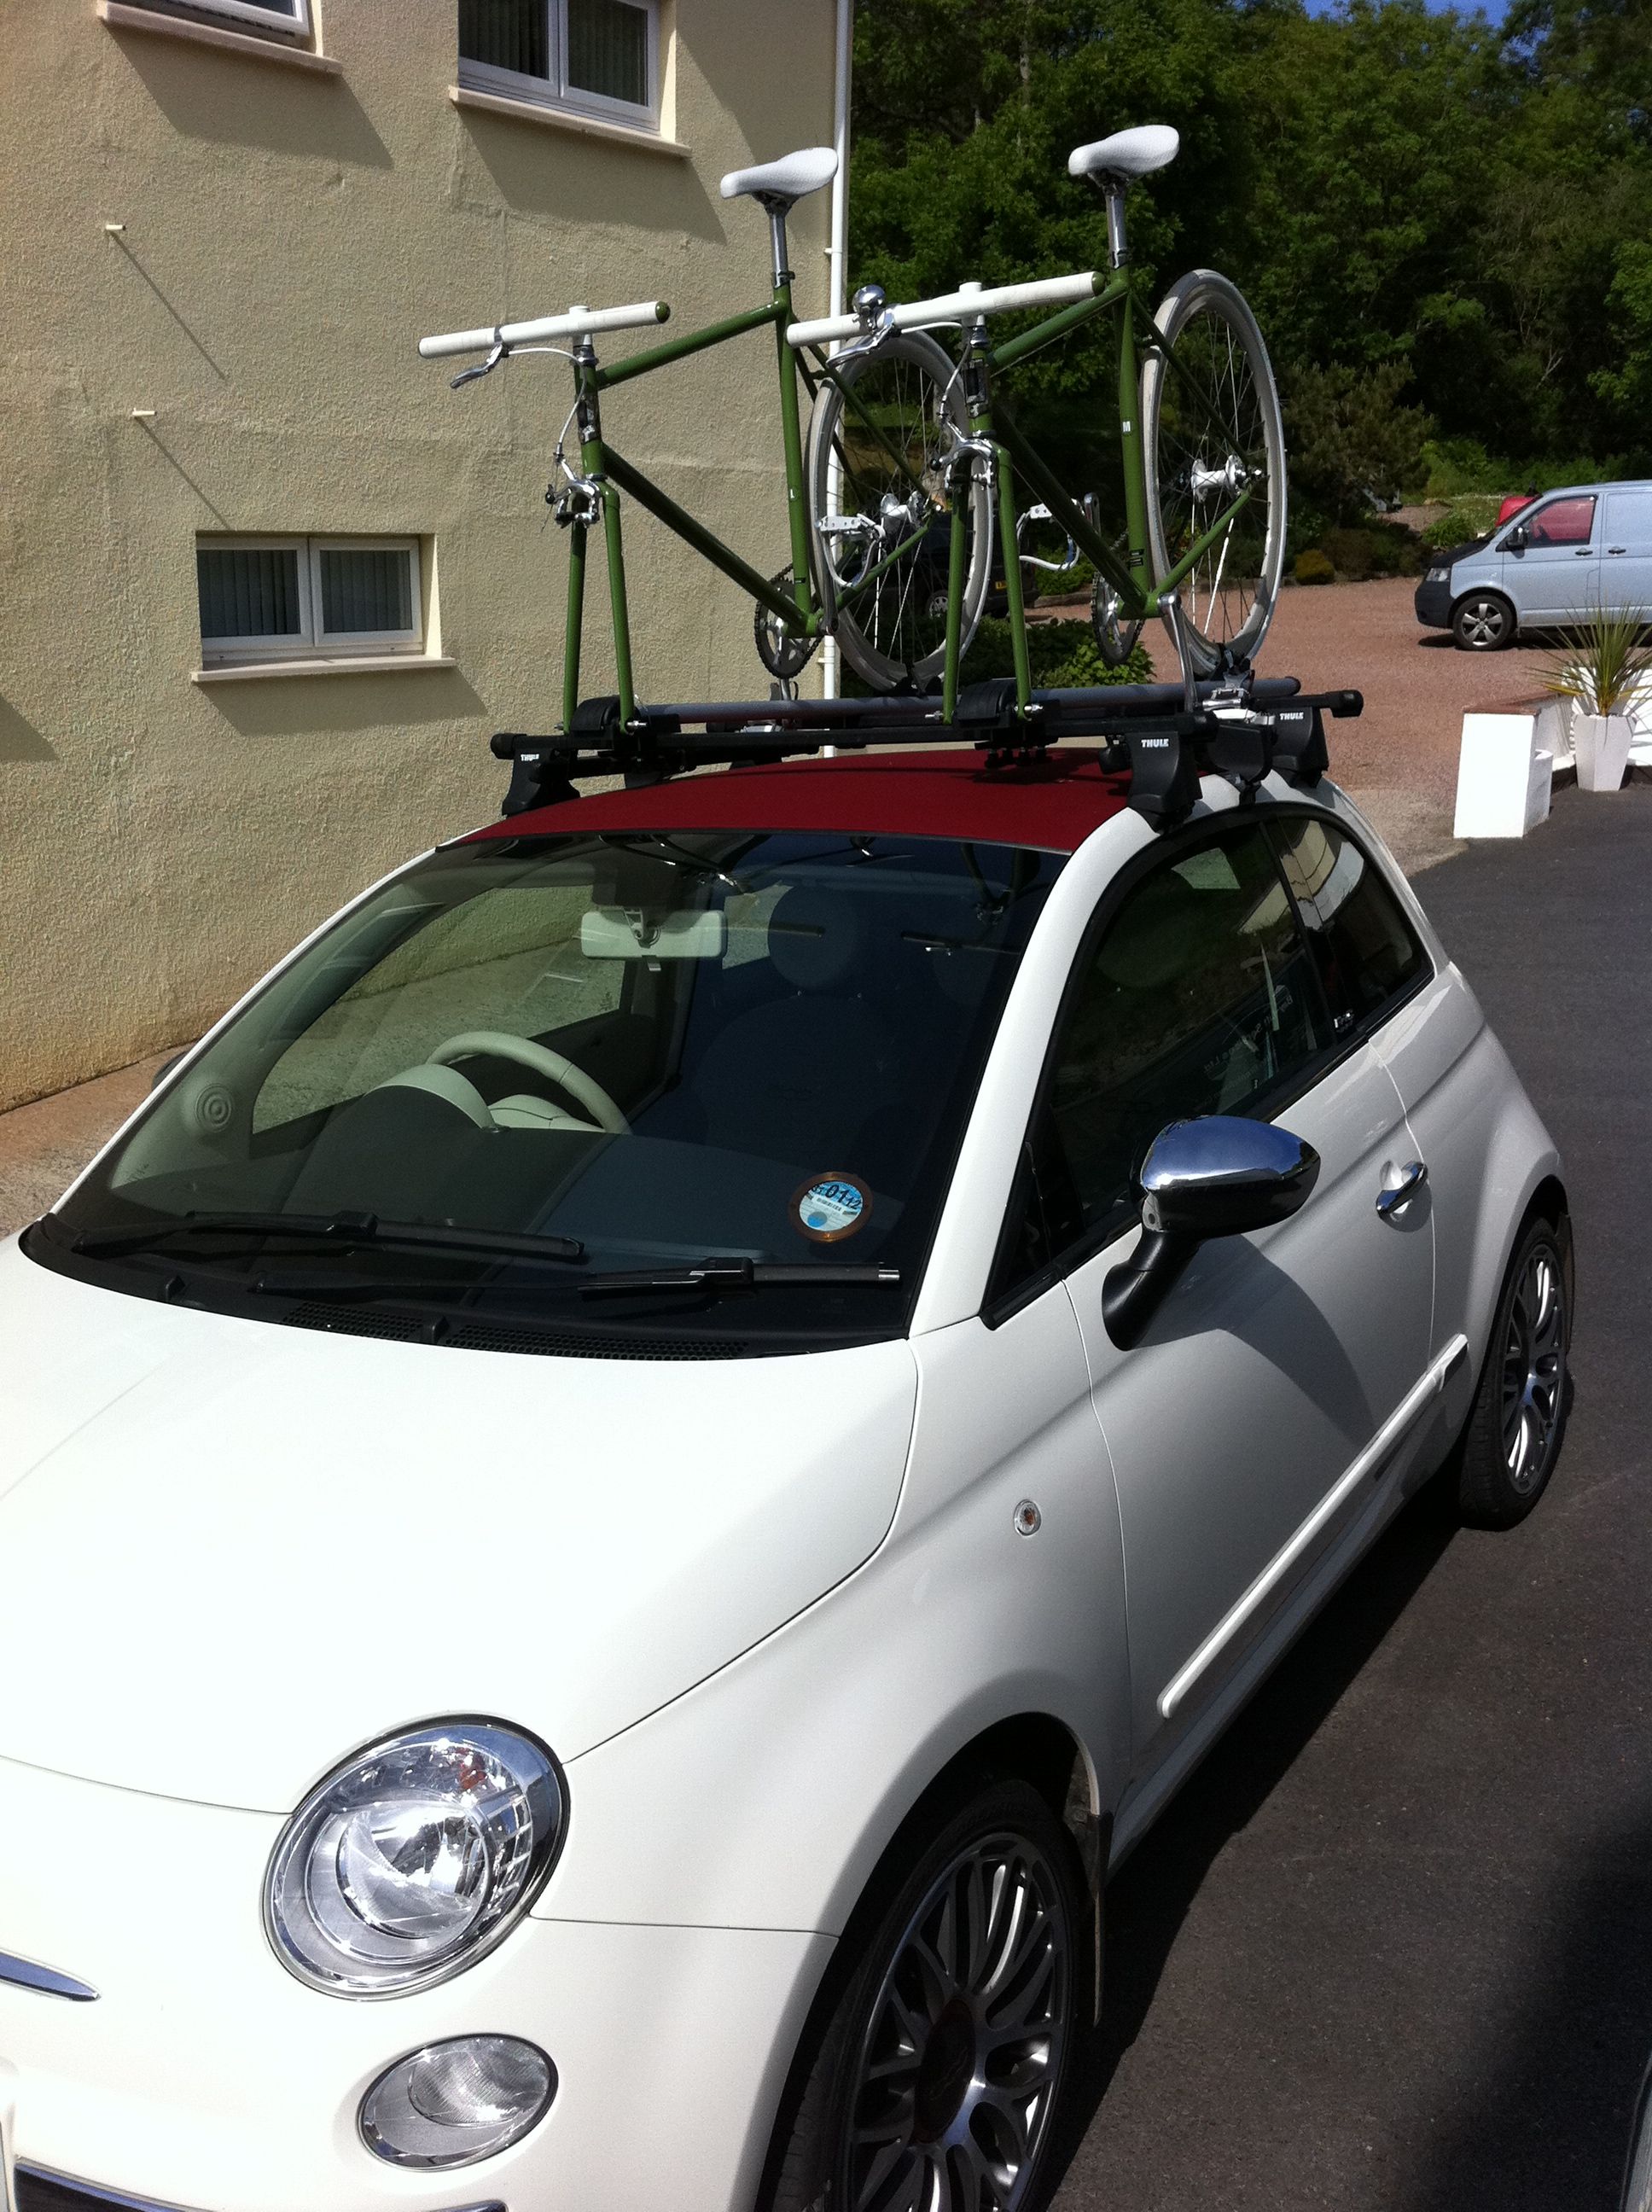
939, 265, 1253, 720
556, 260, 937, 730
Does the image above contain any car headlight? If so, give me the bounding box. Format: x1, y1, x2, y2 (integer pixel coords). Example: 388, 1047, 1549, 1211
1426, 565, 1450, 582
265, 1721, 563, 1997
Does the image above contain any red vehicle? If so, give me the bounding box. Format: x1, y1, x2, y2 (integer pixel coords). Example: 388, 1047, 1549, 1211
1498, 487, 1539, 526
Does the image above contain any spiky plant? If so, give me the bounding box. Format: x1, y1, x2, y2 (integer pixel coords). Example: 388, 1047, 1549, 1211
1543, 602, 1652, 719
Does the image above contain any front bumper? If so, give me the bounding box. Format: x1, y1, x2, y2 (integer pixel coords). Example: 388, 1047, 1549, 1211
0, 1755, 829, 2212
1414, 575, 1453, 629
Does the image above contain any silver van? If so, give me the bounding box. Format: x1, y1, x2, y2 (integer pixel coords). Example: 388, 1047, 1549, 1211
1415, 480, 1652, 649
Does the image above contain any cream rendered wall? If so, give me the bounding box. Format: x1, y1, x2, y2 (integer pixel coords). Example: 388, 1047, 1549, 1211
0, 0, 837, 1111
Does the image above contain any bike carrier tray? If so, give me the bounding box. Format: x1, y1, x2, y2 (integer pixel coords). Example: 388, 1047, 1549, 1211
488, 672, 1364, 835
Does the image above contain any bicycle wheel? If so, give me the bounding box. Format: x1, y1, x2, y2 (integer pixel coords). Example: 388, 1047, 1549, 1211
806, 329, 992, 692
1141, 270, 1286, 674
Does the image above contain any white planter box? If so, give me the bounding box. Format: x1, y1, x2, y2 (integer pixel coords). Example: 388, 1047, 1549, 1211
1573, 712, 1632, 793
1454, 706, 1555, 837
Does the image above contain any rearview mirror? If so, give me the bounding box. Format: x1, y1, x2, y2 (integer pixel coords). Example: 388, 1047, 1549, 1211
1507, 523, 1530, 551
580, 907, 727, 961
1102, 1115, 1321, 1349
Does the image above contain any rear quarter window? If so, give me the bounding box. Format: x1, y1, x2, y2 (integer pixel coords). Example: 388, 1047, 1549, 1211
1268, 815, 1427, 1031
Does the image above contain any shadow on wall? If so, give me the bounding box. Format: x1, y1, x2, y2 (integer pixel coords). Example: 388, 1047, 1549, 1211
133, 419, 235, 528
676, 3, 836, 167
109, 236, 229, 381
106, 28, 393, 167
455, 109, 721, 240
198, 664, 489, 741
0, 699, 55, 762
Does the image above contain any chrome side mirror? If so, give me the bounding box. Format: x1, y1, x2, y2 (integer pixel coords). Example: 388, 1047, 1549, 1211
1102, 1115, 1321, 1349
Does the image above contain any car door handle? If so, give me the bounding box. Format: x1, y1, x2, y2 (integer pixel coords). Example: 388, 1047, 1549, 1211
1608, 545, 1628, 556
1376, 1161, 1428, 1218
1575, 546, 1595, 556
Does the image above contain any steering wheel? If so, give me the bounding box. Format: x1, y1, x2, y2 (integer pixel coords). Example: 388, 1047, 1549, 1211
427, 1031, 630, 1135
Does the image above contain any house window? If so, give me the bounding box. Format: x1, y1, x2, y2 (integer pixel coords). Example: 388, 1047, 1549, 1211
197, 538, 425, 665
124, 0, 313, 36
459, 0, 658, 129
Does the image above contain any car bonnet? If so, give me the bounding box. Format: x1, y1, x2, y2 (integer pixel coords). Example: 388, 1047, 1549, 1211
0, 1241, 917, 1812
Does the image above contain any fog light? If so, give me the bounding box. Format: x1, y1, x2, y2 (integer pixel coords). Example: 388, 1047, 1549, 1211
360, 2034, 555, 2168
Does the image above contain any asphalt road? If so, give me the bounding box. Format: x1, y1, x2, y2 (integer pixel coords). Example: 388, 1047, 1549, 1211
1047, 783, 1652, 2211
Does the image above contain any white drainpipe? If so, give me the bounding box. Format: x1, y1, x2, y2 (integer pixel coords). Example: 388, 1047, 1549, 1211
821, 0, 852, 702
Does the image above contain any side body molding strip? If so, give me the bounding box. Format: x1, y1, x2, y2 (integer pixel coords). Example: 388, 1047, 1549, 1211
1158, 1333, 1470, 1719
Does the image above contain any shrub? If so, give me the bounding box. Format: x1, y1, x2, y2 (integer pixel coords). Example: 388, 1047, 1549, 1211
958, 616, 1153, 690
1421, 498, 1501, 550
1294, 549, 1335, 586
1318, 523, 1423, 579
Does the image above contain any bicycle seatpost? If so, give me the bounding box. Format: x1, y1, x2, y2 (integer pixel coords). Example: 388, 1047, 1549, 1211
754, 195, 794, 288
1101, 182, 1130, 270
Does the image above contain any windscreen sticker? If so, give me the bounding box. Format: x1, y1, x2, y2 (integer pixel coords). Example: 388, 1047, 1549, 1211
794, 1173, 870, 1243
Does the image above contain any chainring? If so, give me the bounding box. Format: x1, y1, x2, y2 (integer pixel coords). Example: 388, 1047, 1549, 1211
754, 571, 820, 681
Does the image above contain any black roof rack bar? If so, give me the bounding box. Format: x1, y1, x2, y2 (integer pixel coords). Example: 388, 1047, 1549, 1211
486, 673, 1364, 835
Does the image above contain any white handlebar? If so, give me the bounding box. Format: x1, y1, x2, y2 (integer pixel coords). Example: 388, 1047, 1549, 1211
788, 270, 1098, 351
418, 299, 670, 360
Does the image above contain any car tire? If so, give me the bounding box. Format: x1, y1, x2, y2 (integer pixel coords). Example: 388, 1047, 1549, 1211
763, 1774, 1085, 2212
1451, 591, 1517, 651
1456, 1209, 1573, 1528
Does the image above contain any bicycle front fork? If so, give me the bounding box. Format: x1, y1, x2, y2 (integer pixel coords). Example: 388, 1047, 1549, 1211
939, 438, 1035, 725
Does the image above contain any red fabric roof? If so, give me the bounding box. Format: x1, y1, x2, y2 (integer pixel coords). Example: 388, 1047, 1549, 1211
466, 747, 1131, 855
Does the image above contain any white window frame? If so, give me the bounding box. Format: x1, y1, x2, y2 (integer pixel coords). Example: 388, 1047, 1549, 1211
458, 0, 660, 132
198, 535, 425, 666
134, 0, 313, 35
311, 538, 425, 654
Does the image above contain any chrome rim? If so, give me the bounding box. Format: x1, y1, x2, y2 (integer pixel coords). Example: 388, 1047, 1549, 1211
1459, 597, 1508, 648
846, 1831, 1070, 2212
1502, 1243, 1565, 1491
1152, 297, 1278, 659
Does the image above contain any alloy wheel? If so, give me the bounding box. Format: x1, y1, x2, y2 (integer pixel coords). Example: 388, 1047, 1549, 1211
1502, 1243, 1565, 1491
845, 1831, 1070, 2212
1458, 597, 1509, 649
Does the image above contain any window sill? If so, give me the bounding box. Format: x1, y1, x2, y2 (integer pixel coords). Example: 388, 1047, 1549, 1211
193, 655, 457, 684
97, 1, 342, 74
449, 84, 689, 158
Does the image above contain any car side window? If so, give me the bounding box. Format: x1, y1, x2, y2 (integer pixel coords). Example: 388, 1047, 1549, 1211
1521, 495, 1596, 547
992, 824, 1333, 1302
1267, 815, 1427, 1033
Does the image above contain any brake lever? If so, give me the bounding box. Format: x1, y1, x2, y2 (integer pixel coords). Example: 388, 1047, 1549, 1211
451, 341, 507, 390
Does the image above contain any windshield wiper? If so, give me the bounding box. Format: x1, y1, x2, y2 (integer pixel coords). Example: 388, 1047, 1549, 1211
247, 1257, 900, 1302
61, 1208, 585, 1266
578, 1258, 900, 1296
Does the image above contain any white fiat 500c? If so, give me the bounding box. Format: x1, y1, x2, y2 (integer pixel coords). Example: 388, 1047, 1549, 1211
0, 745, 1569, 2212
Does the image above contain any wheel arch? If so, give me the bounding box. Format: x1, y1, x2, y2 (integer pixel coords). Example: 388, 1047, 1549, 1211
1457, 1123, 1569, 1409
749, 1708, 1108, 2211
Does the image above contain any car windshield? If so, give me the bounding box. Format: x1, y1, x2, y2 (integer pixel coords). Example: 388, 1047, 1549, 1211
39, 828, 1062, 1351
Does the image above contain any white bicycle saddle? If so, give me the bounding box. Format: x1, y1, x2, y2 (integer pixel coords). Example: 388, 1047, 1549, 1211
720, 146, 839, 207
1068, 126, 1180, 181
